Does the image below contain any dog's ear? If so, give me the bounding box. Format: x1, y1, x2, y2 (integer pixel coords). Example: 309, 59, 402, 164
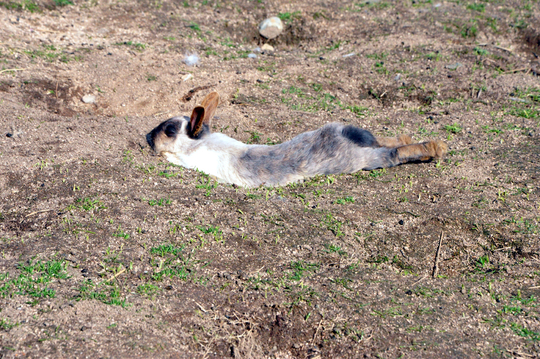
189, 105, 205, 138
200, 91, 219, 126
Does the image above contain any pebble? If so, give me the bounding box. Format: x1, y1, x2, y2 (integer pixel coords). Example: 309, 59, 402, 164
261, 43, 274, 52
342, 52, 356, 58
445, 62, 462, 70
259, 17, 283, 39
82, 94, 96, 104
247, 53, 257, 59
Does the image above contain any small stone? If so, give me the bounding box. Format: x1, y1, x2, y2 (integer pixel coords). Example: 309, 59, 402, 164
247, 53, 257, 59
399, 219, 404, 225
82, 94, 96, 104
445, 62, 462, 70
261, 43, 274, 52
259, 17, 283, 40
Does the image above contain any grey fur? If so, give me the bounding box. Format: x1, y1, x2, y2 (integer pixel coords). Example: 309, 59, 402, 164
233, 123, 399, 187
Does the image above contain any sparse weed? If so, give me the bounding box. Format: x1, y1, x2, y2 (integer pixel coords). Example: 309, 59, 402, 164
336, 196, 355, 204
444, 123, 462, 134
289, 261, 319, 281
66, 197, 106, 212
147, 198, 172, 206
114, 41, 146, 51
323, 243, 347, 256
322, 214, 344, 237
137, 283, 161, 299
278, 11, 301, 23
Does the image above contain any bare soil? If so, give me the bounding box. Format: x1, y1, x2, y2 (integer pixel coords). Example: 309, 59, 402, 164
1, 0, 539, 358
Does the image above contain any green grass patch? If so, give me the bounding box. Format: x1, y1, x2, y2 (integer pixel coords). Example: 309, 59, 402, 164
510, 322, 540, 341
289, 261, 319, 281
147, 244, 195, 282
0, 0, 39, 12
444, 123, 463, 134
278, 11, 301, 23
67, 197, 106, 212
336, 196, 355, 204
147, 198, 171, 206
77, 280, 128, 307
322, 214, 344, 237
0, 258, 68, 299
114, 41, 146, 51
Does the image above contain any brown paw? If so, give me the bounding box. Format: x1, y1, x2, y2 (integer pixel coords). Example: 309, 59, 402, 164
398, 134, 414, 145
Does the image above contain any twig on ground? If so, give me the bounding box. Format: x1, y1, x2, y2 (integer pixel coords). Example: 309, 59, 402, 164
311, 318, 323, 344
432, 231, 444, 278
99, 267, 126, 285
26, 209, 54, 217
194, 301, 208, 313
0, 68, 26, 74
504, 67, 529, 74
493, 45, 513, 54
412, 275, 427, 287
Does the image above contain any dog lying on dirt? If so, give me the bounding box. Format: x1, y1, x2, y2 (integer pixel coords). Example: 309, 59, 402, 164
146, 92, 447, 187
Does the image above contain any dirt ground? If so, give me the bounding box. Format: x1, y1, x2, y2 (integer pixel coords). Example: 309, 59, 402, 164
0, 0, 539, 357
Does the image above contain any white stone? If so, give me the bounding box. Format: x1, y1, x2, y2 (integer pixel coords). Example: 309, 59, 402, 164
259, 17, 283, 39
82, 94, 96, 104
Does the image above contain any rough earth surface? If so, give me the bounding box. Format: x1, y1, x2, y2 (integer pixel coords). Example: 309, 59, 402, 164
1, 0, 539, 358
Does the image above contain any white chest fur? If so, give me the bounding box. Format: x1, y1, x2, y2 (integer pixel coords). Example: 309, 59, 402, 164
164, 133, 251, 185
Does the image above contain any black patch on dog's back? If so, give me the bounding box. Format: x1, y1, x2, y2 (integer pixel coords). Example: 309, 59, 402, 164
342, 126, 378, 147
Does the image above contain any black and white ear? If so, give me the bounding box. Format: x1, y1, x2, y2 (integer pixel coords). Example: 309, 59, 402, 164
188, 92, 220, 139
